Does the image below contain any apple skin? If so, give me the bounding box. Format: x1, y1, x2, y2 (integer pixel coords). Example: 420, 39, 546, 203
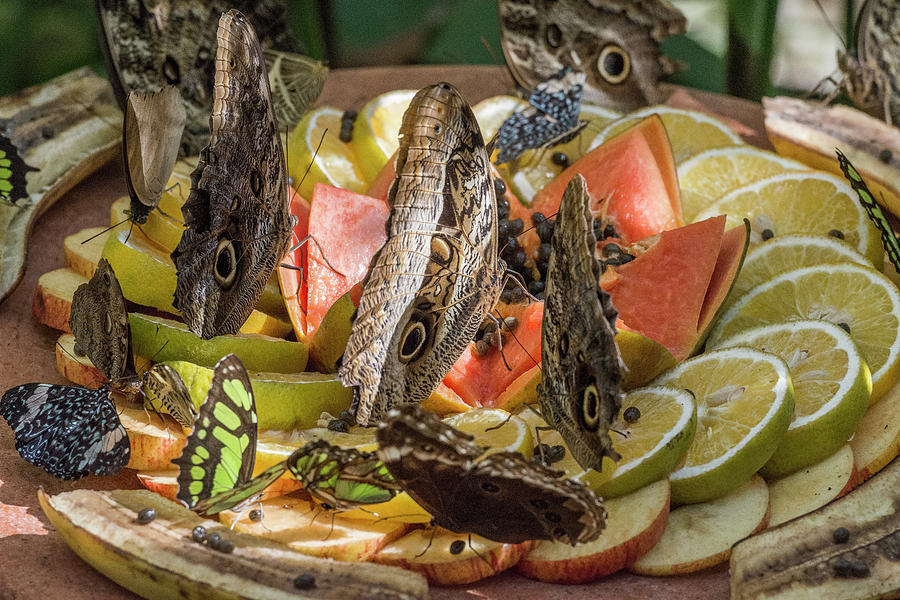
850, 381, 900, 484
372, 527, 536, 586
137, 469, 302, 503
516, 478, 670, 584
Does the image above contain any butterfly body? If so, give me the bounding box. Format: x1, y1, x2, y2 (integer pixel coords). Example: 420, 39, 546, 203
498, 0, 686, 112
340, 83, 504, 425
170, 10, 294, 339
538, 174, 623, 470
377, 404, 606, 545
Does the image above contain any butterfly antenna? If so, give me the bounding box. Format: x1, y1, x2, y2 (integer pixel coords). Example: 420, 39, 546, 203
295, 234, 345, 277
81, 218, 130, 244
493, 307, 540, 369
293, 129, 327, 196
415, 525, 438, 558
811, 0, 847, 48
467, 534, 494, 570
480, 36, 502, 66
484, 410, 515, 433
485, 312, 513, 372
322, 509, 338, 541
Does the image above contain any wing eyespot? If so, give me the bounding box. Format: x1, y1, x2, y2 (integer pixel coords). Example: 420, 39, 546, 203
162, 56, 181, 85
214, 238, 239, 289
596, 44, 631, 85
580, 385, 601, 430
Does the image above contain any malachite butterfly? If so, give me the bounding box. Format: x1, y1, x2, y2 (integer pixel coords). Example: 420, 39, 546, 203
836, 149, 900, 272
0, 132, 37, 205
0, 383, 129, 479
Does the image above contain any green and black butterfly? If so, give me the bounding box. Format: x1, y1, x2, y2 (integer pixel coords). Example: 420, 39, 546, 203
836, 149, 900, 273
0, 131, 38, 205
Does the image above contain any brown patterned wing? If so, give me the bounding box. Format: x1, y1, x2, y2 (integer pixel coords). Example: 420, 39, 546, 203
170, 10, 293, 339
498, 0, 685, 111
376, 404, 606, 545
538, 174, 623, 471
340, 83, 504, 426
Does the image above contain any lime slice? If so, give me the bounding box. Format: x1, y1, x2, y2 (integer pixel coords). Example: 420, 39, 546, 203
693, 172, 883, 266
589, 106, 742, 164
444, 408, 533, 459
352, 89, 417, 183
677, 146, 809, 222
287, 106, 367, 199
652, 347, 794, 504
727, 234, 869, 310
710, 320, 872, 478
596, 386, 696, 498
708, 262, 900, 402
472, 95, 528, 141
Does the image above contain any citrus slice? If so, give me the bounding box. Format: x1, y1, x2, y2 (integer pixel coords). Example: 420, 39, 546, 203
444, 408, 533, 459
727, 233, 869, 309
352, 89, 417, 183
677, 146, 809, 222
709, 320, 871, 478
693, 171, 883, 266
287, 106, 367, 199
589, 106, 742, 164
504, 104, 621, 203
707, 262, 900, 402
651, 347, 794, 504
472, 94, 528, 141
595, 387, 696, 498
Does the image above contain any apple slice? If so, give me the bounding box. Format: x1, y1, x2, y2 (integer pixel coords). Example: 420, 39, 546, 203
220, 496, 409, 562
516, 478, 670, 583
372, 527, 536, 585
64, 226, 110, 279
630, 475, 769, 575
33, 268, 86, 332
121, 408, 188, 471
136, 469, 302, 503
850, 382, 900, 484
767, 444, 856, 528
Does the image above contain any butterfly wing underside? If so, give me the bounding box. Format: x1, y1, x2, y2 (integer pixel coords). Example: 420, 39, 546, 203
340, 83, 503, 425
0, 132, 37, 205
142, 363, 197, 429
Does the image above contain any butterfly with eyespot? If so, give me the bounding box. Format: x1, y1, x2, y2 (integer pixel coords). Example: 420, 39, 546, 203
376, 404, 606, 545
170, 10, 295, 339
494, 66, 588, 165
340, 82, 505, 426
95, 0, 314, 156
538, 173, 623, 471
0, 131, 38, 206
498, 0, 686, 113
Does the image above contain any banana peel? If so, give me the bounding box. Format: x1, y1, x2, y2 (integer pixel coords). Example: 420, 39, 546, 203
38, 488, 429, 600
763, 96, 900, 216
730, 455, 900, 599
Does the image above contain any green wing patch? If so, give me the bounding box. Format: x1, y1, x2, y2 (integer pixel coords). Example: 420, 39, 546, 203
0, 132, 37, 205
837, 149, 900, 272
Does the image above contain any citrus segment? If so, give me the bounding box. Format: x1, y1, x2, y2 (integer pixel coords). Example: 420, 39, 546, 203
708, 262, 900, 402
287, 106, 366, 199
444, 408, 533, 459
352, 89, 416, 183
652, 347, 794, 504
710, 320, 871, 478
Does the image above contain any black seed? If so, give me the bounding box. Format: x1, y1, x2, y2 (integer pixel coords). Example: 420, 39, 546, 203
537, 219, 555, 243
217, 539, 235, 554
503, 316, 519, 332
498, 204, 510, 220
339, 123, 353, 143
536, 260, 549, 277
293, 573, 316, 590
342, 109, 358, 121
328, 418, 349, 432
761, 228, 775, 241
833, 527, 850, 544
548, 445, 566, 463
338, 410, 354, 424
473, 339, 490, 357
601, 243, 622, 258
249, 509, 263, 522
485, 331, 501, 347
850, 561, 870, 578
510, 286, 526, 303
879, 148, 892, 164
828, 229, 845, 240
838, 322, 851, 334
494, 178, 507, 196
528, 280, 545, 295
191, 525, 207, 543
500, 289, 514, 303
537, 243, 553, 262
623, 406, 641, 423
206, 532, 221, 549
512, 249, 527, 267
450, 540, 466, 554
551, 152, 569, 167
497, 193, 510, 212
137, 508, 156, 524
603, 224, 618, 239
531, 212, 546, 226
483, 320, 499, 334
503, 236, 520, 253
508, 218, 524, 236
833, 558, 853, 577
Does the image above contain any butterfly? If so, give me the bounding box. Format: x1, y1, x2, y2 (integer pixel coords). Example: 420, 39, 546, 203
340, 82, 505, 426
170, 10, 295, 339
538, 174, 623, 470
0, 131, 37, 205
122, 86, 186, 226
497, 0, 686, 112
837, 149, 900, 273
141, 363, 196, 429
95, 0, 309, 156
264, 49, 329, 128
494, 66, 588, 164
0, 383, 130, 480
834, 0, 900, 126
376, 404, 607, 545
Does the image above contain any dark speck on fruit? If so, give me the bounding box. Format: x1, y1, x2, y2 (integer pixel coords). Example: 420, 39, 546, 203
761, 228, 774, 241
828, 229, 845, 240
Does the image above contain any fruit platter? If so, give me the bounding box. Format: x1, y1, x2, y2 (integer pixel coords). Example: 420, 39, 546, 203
4, 48, 900, 600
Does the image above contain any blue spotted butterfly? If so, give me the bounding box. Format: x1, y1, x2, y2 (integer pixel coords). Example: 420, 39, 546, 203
494, 66, 588, 165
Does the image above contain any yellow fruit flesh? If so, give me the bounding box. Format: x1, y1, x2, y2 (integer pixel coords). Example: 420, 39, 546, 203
352, 89, 416, 183
287, 106, 366, 199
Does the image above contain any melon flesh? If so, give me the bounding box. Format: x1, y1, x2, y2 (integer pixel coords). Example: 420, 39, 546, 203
306, 183, 389, 336
278, 188, 311, 337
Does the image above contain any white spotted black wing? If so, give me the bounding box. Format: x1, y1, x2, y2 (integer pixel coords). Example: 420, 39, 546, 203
0, 383, 129, 480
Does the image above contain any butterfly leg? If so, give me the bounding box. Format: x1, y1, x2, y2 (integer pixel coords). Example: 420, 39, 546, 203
466, 534, 494, 570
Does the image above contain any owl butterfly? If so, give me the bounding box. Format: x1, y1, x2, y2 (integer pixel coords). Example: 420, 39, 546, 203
0, 131, 38, 205
123, 86, 186, 226
376, 404, 606, 545
498, 0, 686, 112
340, 83, 505, 426
538, 174, 623, 471
833, 0, 900, 126
96, 0, 321, 155
495, 66, 588, 164
170, 10, 295, 339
